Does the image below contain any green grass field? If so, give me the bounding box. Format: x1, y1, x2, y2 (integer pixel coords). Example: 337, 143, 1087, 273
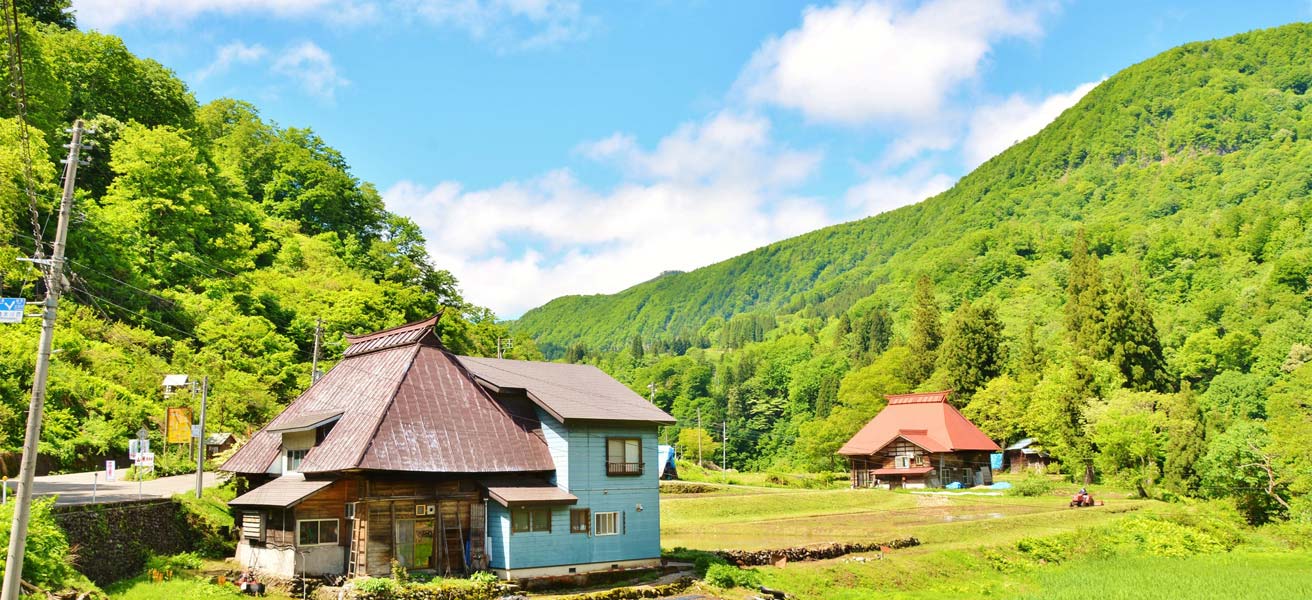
660, 480, 1311, 600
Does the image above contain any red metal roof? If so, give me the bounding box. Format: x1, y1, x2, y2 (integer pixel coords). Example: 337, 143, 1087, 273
837, 390, 1000, 456
869, 466, 935, 476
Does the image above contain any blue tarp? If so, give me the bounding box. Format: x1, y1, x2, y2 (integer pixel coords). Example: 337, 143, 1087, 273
990, 481, 1013, 490
658, 444, 678, 479
990, 452, 1004, 470
946, 482, 963, 489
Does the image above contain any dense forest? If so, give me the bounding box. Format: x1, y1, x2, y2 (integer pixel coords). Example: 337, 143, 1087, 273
0, 6, 542, 475
516, 24, 1312, 523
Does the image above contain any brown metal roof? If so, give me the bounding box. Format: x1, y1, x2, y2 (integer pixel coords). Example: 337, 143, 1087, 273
222, 315, 557, 475
480, 478, 578, 507
228, 474, 334, 507
357, 346, 556, 473
266, 410, 343, 433
456, 357, 675, 425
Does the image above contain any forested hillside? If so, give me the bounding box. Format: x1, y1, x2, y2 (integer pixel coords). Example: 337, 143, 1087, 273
0, 8, 540, 475
517, 24, 1312, 522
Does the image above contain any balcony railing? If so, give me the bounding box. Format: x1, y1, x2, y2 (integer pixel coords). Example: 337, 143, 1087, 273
606, 461, 642, 475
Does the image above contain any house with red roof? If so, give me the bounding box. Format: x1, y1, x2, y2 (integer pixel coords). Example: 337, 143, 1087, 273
220, 315, 673, 581
837, 391, 1001, 489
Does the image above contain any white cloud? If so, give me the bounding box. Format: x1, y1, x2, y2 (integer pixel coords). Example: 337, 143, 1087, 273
741, 0, 1040, 125
71, 0, 374, 30
400, 0, 593, 48
384, 113, 827, 317
845, 166, 955, 217
963, 79, 1102, 167
194, 41, 267, 82
272, 42, 349, 100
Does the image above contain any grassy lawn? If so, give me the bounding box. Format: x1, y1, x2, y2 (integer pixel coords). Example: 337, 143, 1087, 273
662, 484, 1151, 550
659, 478, 1308, 600
105, 576, 294, 600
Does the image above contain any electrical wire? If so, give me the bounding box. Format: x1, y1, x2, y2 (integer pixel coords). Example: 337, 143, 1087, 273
2, 0, 47, 258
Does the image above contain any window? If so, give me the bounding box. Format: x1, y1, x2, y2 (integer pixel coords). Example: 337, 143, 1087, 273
241, 512, 265, 541
345, 502, 357, 520
570, 509, 590, 534
297, 518, 339, 546
394, 519, 434, 569
315, 421, 336, 445
606, 438, 642, 475
285, 448, 308, 471
594, 511, 619, 536
511, 508, 551, 533
894, 455, 911, 469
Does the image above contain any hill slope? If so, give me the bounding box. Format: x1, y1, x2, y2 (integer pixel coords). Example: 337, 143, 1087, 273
515, 22, 1312, 356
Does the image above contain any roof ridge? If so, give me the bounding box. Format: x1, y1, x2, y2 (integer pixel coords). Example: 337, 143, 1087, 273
344, 311, 444, 343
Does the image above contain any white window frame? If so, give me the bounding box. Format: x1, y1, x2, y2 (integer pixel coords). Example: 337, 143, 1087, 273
285, 448, 308, 472
594, 511, 620, 536
296, 518, 340, 547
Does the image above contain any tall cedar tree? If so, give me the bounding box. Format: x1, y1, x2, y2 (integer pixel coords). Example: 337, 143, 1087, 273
814, 373, 839, 418
1103, 268, 1173, 391
630, 335, 644, 359
1015, 321, 1046, 380
866, 306, 894, 358
939, 301, 1005, 403
1065, 230, 1107, 358
1162, 386, 1206, 494
907, 276, 942, 383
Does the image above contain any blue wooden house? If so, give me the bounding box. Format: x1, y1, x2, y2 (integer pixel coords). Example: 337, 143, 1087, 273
221, 316, 674, 580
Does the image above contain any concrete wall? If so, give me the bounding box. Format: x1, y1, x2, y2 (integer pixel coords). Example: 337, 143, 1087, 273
488, 413, 661, 573
52, 499, 198, 586
236, 541, 344, 577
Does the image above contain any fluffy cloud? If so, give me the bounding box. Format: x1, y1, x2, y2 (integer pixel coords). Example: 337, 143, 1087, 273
384, 113, 828, 317
194, 41, 267, 82
71, 0, 373, 30
845, 165, 955, 218
963, 79, 1102, 167
400, 0, 594, 49
272, 42, 349, 99
741, 0, 1040, 125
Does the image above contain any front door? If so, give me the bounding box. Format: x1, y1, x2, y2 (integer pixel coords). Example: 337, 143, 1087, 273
395, 518, 436, 570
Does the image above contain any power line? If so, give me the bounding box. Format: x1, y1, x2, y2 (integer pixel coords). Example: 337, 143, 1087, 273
2, 0, 47, 259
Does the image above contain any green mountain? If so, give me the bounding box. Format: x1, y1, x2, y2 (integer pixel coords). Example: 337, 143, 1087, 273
515, 23, 1312, 521
516, 23, 1312, 359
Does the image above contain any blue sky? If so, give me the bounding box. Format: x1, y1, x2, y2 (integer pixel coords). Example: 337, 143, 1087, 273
72, 0, 1312, 317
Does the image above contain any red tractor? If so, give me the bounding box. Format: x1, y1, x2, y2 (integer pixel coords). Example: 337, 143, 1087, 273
1070, 489, 1099, 507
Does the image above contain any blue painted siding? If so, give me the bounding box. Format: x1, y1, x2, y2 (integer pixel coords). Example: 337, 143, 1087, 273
486, 411, 662, 570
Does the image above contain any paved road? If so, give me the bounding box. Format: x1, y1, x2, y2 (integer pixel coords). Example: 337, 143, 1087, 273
1, 471, 223, 505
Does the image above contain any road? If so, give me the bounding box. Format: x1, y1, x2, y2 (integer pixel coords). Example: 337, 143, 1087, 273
1, 470, 223, 506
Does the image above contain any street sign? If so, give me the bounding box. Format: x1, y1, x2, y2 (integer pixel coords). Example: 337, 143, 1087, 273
136, 427, 148, 440
135, 452, 154, 472
0, 298, 24, 324
191, 424, 201, 438
105, 460, 116, 482
166, 407, 191, 443
128, 439, 139, 460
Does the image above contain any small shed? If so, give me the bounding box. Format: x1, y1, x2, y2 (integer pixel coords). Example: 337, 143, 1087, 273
204, 433, 237, 458
1003, 438, 1054, 473
657, 445, 678, 480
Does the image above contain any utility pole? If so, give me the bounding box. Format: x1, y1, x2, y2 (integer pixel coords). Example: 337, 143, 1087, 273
722, 421, 727, 483
194, 376, 208, 499
696, 406, 702, 467
3, 120, 88, 600
496, 337, 512, 359
311, 318, 323, 383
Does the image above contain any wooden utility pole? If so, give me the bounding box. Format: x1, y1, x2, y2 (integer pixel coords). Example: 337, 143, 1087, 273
2, 120, 88, 600
311, 318, 323, 383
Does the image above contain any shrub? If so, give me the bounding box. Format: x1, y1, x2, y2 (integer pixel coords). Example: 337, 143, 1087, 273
1007, 477, 1055, 497
703, 564, 760, 589
354, 577, 400, 598
1016, 535, 1073, 563
468, 571, 499, 585
1105, 517, 1227, 557
144, 551, 203, 573
0, 497, 79, 590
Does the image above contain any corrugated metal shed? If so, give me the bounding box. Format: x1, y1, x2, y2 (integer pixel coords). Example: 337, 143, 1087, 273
457, 357, 675, 425
229, 474, 335, 507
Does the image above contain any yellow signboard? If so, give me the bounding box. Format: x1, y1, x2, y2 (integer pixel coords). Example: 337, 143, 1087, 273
166, 407, 192, 444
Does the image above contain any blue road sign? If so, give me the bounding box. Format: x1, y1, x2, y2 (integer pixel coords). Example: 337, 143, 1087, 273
0, 298, 25, 324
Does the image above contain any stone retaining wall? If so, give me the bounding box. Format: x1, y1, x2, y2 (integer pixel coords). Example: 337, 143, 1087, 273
52, 498, 197, 585
713, 537, 921, 566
